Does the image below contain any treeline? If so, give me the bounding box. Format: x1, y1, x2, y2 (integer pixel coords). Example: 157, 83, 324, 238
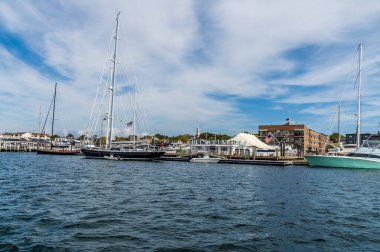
153, 132, 232, 143
53, 132, 233, 143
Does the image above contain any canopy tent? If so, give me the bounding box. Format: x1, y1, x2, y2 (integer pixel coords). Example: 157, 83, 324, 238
228, 132, 273, 149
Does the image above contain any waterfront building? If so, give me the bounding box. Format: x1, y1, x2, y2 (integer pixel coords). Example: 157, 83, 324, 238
188, 138, 235, 156
0, 132, 49, 142
0, 132, 49, 151
228, 132, 275, 156
188, 132, 274, 157
258, 121, 327, 155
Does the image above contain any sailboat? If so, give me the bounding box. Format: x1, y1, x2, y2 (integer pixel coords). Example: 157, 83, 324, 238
80, 12, 164, 160
37, 83, 80, 155
305, 44, 380, 169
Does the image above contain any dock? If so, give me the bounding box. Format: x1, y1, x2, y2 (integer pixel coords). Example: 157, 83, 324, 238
219, 159, 293, 166
158, 155, 308, 166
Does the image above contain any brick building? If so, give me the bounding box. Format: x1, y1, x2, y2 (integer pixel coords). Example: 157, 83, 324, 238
258, 122, 327, 155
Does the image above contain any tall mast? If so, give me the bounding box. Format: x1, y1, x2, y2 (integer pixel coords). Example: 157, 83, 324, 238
38, 105, 41, 141
51, 82, 57, 150
106, 11, 120, 149
337, 105, 341, 146
133, 83, 136, 141
357, 43, 362, 149
105, 68, 112, 148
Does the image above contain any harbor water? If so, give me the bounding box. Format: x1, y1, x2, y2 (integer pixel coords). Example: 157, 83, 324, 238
1, 153, 380, 251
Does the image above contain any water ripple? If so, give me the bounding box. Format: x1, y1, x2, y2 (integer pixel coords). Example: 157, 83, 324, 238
1, 153, 380, 251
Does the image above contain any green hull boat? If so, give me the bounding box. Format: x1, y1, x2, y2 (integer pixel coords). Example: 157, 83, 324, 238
305, 155, 380, 169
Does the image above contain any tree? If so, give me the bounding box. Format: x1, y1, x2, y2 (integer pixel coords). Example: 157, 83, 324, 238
329, 132, 345, 143
199, 132, 231, 140
154, 134, 169, 140
78, 135, 86, 141
172, 134, 191, 143
115, 136, 128, 141
66, 133, 74, 139
51, 134, 60, 140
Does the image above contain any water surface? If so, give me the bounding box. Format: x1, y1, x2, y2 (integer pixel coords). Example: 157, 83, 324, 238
1, 153, 380, 251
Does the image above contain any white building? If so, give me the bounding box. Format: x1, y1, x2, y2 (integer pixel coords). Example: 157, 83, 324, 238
0, 132, 49, 151
0, 132, 49, 141
188, 132, 274, 157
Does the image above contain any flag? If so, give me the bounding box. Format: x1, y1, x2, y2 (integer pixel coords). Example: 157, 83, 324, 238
265, 134, 273, 143
126, 121, 133, 128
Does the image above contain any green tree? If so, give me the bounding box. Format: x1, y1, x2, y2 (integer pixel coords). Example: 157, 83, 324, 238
172, 134, 191, 143
329, 132, 345, 143
199, 132, 231, 140
154, 134, 169, 141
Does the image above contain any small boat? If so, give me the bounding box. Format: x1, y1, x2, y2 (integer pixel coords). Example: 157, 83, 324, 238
190, 154, 221, 163
103, 155, 122, 161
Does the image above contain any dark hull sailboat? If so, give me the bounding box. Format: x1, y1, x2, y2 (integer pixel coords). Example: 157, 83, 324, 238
81, 148, 164, 160
37, 149, 80, 155
81, 12, 164, 161
37, 82, 79, 156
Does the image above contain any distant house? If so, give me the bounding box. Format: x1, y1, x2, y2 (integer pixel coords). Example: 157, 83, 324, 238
0, 132, 49, 151
1, 132, 49, 142
188, 138, 234, 156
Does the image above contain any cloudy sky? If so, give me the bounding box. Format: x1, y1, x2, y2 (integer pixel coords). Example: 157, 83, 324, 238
1, 0, 380, 137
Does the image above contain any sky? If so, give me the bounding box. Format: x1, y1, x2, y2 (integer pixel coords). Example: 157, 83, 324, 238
2, 0, 380, 137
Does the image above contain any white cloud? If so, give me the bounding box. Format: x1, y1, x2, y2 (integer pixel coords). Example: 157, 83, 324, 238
2, 0, 380, 136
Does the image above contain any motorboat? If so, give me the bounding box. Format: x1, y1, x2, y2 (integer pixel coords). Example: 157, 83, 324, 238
190, 154, 221, 163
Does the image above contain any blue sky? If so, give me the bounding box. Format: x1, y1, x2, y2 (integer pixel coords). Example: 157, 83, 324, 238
1, 0, 380, 137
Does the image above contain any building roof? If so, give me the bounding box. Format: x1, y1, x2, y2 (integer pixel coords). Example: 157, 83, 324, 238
228, 132, 273, 149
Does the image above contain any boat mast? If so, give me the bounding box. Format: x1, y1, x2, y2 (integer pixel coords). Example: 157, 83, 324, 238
337, 105, 341, 146
51, 82, 57, 150
357, 43, 362, 149
38, 105, 41, 141
106, 11, 120, 149
133, 83, 136, 142
105, 68, 112, 148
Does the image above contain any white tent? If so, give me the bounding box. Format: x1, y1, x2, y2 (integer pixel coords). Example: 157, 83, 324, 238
228, 132, 273, 149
